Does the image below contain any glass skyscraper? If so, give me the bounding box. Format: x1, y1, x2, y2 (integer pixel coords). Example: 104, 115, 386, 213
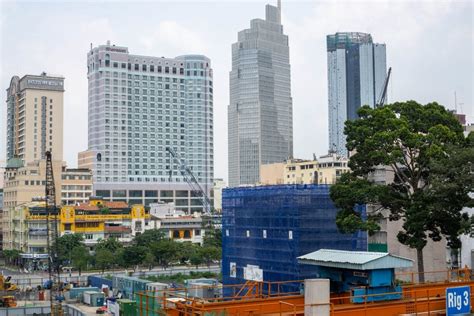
327, 32, 386, 157
228, 2, 293, 187
86, 42, 213, 212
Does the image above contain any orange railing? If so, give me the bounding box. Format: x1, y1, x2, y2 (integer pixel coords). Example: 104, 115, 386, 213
134, 269, 474, 316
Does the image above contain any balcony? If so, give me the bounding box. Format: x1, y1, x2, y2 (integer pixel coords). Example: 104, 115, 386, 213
104, 226, 131, 234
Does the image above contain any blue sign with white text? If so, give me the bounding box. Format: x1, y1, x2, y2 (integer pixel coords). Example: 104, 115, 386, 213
446, 286, 471, 315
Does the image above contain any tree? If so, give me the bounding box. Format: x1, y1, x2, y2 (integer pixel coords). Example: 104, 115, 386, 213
143, 252, 156, 271
54, 234, 84, 265
177, 242, 195, 265
95, 248, 115, 274
3, 250, 22, 266
151, 239, 178, 269
330, 101, 473, 282
198, 246, 221, 268
71, 245, 90, 276
134, 229, 165, 247
189, 251, 203, 269
203, 228, 222, 248
95, 237, 123, 254
119, 245, 147, 271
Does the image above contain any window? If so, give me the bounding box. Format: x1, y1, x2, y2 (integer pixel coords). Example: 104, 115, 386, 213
263, 230, 267, 238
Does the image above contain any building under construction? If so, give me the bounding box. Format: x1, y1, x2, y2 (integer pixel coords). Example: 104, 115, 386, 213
221, 185, 367, 293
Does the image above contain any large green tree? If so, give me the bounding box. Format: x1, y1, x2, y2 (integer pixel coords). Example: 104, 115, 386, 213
95, 237, 123, 254
54, 233, 84, 265
133, 229, 165, 247
95, 248, 115, 273
119, 246, 147, 271
151, 239, 178, 269
71, 245, 90, 276
330, 101, 473, 282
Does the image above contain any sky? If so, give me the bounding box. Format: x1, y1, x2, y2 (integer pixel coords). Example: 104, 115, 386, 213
1, 0, 473, 183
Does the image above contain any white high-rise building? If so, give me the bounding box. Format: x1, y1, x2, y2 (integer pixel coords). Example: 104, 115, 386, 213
327, 32, 386, 157
85, 42, 214, 212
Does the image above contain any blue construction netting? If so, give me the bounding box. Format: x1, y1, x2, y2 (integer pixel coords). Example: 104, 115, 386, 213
221, 184, 367, 294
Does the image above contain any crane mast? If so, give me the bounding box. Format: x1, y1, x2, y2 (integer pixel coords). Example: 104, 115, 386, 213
166, 147, 212, 215
45, 151, 63, 315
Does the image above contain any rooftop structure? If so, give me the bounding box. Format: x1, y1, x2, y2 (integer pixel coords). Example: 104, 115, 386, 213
298, 249, 413, 270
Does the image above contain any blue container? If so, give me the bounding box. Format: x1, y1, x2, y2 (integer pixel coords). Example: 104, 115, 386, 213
89, 275, 113, 290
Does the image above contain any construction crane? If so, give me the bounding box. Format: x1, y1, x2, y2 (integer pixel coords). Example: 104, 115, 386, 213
376, 67, 392, 107
166, 147, 212, 215
45, 151, 63, 316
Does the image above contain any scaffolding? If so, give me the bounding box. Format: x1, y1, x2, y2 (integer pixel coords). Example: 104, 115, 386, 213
221, 184, 367, 294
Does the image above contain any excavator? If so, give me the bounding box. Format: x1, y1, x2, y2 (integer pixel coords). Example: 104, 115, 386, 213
0, 275, 17, 307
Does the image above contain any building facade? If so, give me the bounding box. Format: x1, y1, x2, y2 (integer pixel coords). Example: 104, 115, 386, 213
211, 178, 226, 213
228, 2, 293, 187
260, 153, 349, 185
222, 185, 366, 292
327, 32, 386, 157
60, 198, 149, 247
61, 168, 93, 205
86, 42, 213, 213
6, 73, 64, 164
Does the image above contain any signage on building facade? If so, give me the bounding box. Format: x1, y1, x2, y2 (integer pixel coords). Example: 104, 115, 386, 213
446, 286, 470, 315
27, 79, 63, 87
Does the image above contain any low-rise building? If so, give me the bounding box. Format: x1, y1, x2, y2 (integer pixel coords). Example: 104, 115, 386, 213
260, 153, 350, 185
149, 203, 204, 244
60, 197, 149, 246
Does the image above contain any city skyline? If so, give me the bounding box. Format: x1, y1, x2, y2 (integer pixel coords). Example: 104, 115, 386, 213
1, 0, 472, 182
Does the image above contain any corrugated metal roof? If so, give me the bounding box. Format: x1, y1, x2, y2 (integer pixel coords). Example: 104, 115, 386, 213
298, 249, 413, 270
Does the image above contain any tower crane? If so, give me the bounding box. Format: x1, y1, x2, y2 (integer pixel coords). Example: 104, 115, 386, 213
166, 147, 212, 215
45, 151, 63, 315
376, 67, 392, 107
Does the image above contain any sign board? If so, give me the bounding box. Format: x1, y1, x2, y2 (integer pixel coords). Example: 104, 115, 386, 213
230, 262, 236, 278
446, 286, 470, 315
243, 264, 263, 282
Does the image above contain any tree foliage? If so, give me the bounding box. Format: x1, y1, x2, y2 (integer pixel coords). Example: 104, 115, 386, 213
54, 233, 84, 265
95, 237, 123, 254
71, 245, 90, 275
330, 101, 473, 279
95, 248, 115, 273
133, 229, 165, 247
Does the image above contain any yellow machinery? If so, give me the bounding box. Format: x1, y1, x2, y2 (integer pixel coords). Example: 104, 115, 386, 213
0, 275, 17, 307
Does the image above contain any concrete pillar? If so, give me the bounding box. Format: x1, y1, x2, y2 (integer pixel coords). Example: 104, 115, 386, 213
304, 278, 330, 316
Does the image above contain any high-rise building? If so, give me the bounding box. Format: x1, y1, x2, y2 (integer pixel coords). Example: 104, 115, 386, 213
86, 42, 213, 212
228, 2, 293, 187
327, 32, 386, 157
6, 73, 64, 164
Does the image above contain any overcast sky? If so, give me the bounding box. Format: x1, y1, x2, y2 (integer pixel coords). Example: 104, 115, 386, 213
1, 0, 473, 182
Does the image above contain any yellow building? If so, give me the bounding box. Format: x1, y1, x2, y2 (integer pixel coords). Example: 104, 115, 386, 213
260, 153, 350, 185
59, 197, 150, 247
4, 197, 151, 255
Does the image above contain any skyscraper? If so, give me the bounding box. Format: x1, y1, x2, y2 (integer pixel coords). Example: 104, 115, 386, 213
85, 42, 213, 212
228, 1, 293, 187
327, 32, 386, 157
6, 73, 64, 164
